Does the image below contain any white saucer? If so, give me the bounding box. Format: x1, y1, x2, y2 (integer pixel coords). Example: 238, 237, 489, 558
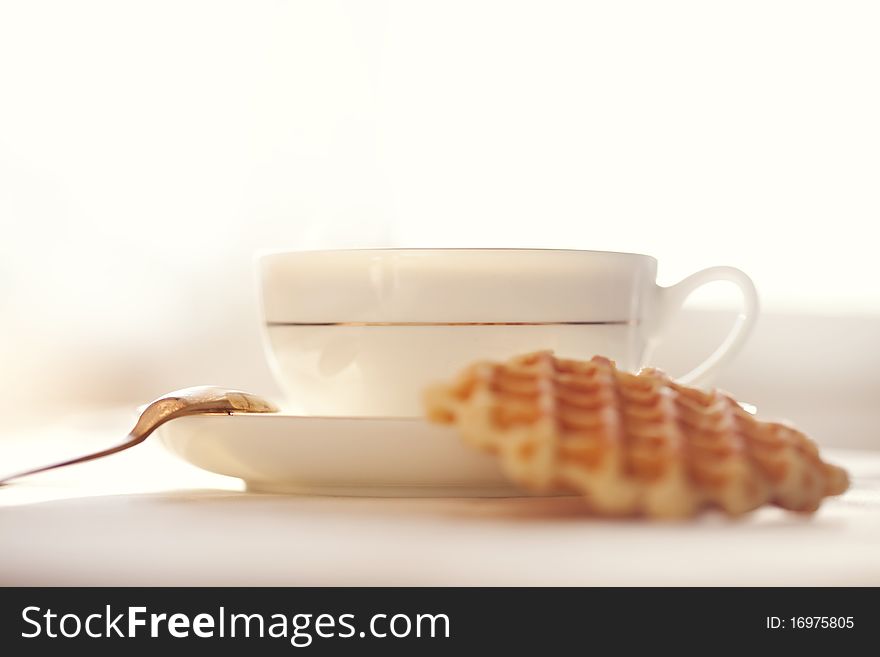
157, 412, 552, 497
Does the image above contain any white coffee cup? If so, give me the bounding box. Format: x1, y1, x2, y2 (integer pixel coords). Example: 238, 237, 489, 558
258, 249, 758, 417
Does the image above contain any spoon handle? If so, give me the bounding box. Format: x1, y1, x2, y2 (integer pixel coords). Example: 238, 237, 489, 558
0, 386, 277, 485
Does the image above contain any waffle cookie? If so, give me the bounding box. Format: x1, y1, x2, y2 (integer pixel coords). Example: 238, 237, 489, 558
425, 351, 849, 518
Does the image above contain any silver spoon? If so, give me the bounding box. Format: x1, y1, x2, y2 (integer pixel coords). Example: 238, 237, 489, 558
0, 386, 278, 485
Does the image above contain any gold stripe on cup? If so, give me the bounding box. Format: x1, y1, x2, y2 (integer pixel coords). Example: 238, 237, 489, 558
265, 320, 640, 327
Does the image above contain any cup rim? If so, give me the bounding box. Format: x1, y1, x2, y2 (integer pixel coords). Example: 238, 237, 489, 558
256, 247, 657, 262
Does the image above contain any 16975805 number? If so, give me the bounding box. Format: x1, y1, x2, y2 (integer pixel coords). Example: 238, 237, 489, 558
790, 617, 853, 629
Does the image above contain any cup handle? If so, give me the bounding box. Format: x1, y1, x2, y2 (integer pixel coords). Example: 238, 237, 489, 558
646, 266, 759, 386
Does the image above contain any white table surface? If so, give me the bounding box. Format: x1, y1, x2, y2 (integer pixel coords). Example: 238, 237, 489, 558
1, 410, 878, 586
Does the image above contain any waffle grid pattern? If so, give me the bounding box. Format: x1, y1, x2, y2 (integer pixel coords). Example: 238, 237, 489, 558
426, 351, 849, 518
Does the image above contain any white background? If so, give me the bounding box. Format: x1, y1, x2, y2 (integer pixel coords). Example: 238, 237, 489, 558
0, 1, 878, 445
